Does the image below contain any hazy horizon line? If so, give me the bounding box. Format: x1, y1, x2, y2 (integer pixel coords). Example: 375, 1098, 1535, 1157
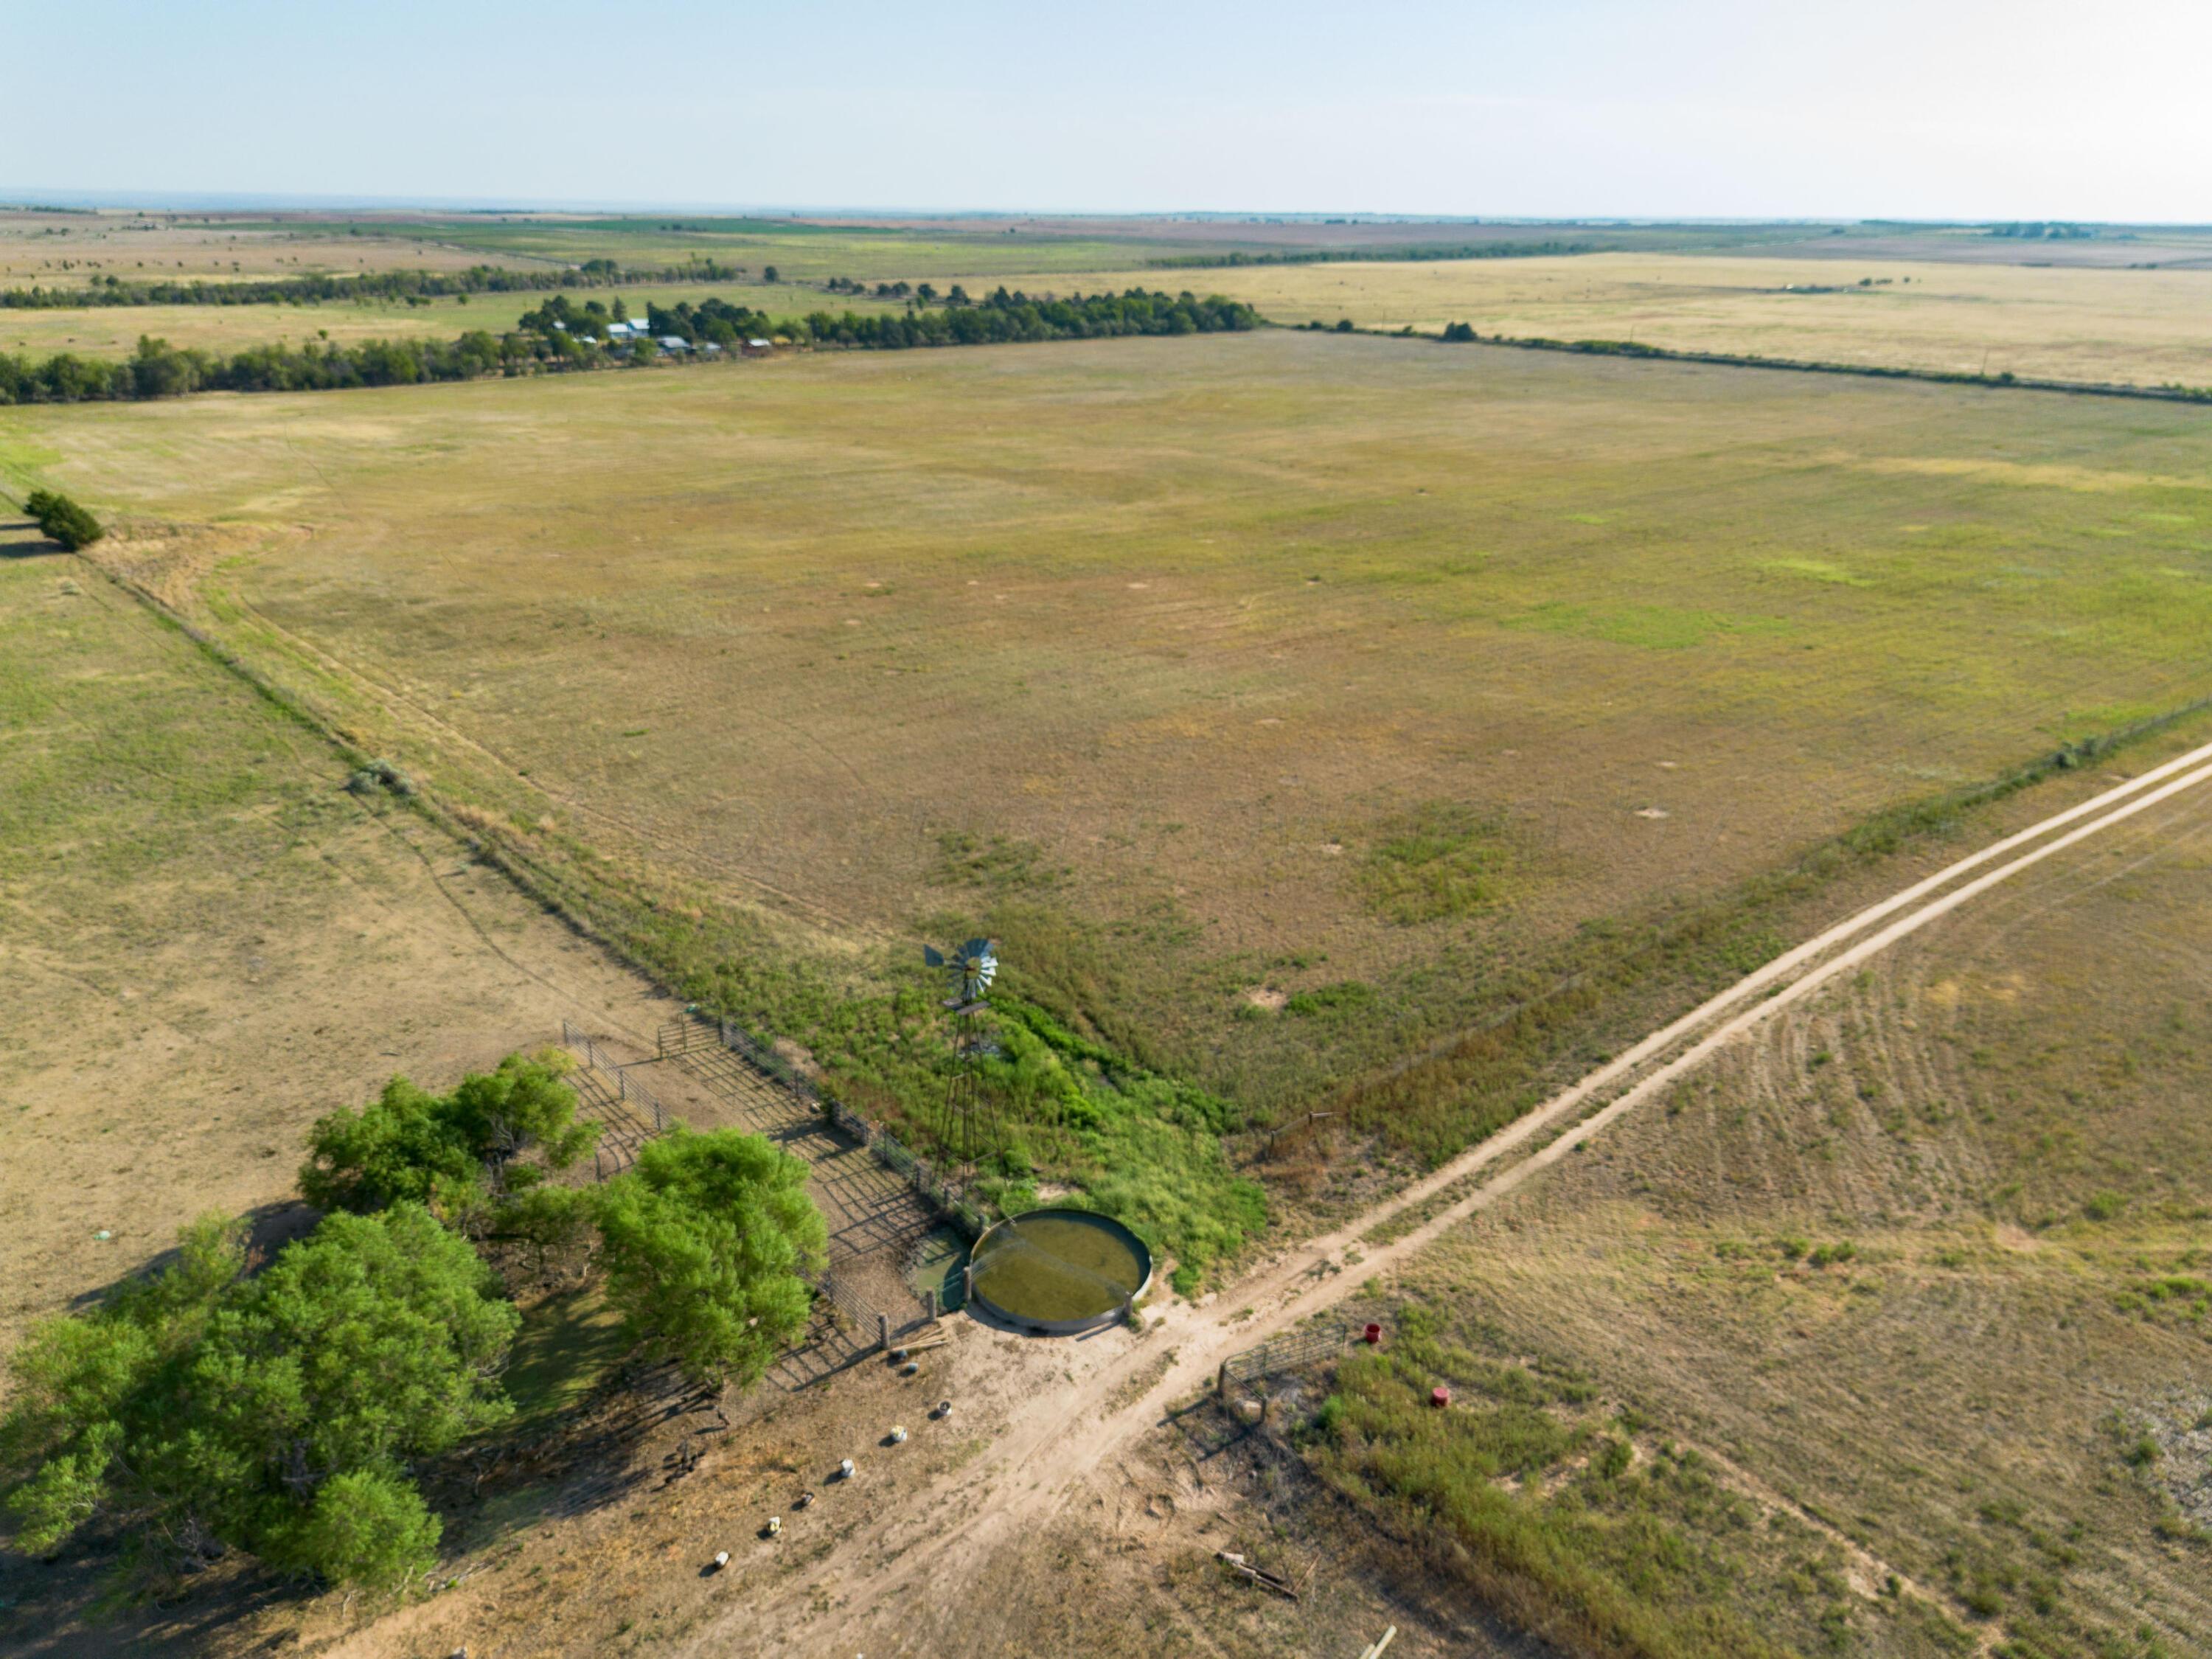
7, 190, 2205, 230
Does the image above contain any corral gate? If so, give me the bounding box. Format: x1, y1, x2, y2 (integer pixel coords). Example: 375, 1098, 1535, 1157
1217, 1319, 1364, 1395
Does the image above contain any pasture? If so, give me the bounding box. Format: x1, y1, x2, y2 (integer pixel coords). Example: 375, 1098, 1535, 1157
12, 328, 2212, 1179
0, 509, 678, 1360
1343, 732, 2212, 1653
1012, 252, 2212, 388
0, 208, 560, 284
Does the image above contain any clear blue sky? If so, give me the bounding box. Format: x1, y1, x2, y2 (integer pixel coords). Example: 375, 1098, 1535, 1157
10, 0, 2207, 220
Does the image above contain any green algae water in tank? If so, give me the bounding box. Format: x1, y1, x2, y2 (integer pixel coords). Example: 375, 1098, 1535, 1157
967, 1210, 1152, 1334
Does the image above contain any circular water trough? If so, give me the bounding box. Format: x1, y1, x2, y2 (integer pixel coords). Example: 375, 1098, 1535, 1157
966, 1208, 1152, 1335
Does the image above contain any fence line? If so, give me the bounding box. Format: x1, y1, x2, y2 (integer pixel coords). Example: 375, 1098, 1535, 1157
802, 1263, 880, 1333
1217, 1320, 1366, 1394
559, 1019, 665, 1135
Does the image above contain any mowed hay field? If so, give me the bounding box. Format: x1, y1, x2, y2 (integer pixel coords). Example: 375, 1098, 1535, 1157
0, 512, 681, 1362
11, 330, 2212, 1152
1340, 750, 2212, 1655
1016, 254, 2212, 388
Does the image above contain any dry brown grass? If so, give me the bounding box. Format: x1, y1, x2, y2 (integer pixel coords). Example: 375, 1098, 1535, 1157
1348, 759, 2212, 1653
0, 208, 559, 284
1014, 252, 2212, 388
0, 517, 683, 1363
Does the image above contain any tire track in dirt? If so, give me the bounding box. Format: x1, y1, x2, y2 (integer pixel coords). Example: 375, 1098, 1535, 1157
698, 738, 2212, 1656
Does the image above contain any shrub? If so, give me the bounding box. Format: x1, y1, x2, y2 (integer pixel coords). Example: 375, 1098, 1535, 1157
21, 488, 102, 550
1359, 803, 1514, 925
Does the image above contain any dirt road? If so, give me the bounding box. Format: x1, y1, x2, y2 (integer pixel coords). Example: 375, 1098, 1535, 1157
667, 733, 2212, 1658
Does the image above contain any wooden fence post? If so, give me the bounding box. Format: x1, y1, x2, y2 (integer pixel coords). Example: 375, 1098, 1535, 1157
877, 1313, 890, 1352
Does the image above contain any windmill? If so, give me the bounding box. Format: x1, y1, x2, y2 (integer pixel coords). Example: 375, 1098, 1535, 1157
925, 937, 1000, 1169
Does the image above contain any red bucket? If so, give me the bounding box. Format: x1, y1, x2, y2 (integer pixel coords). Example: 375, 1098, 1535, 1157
1363, 1322, 1382, 1346
1430, 1385, 1452, 1409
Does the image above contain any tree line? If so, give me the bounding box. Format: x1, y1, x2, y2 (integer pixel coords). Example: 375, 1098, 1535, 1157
0, 257, 744, 310
0, 288, 1262, 405
769, 287, 1260, 349
0, 1052, 824, 1594
1, 330, 560, 402
1148, 239, 1595, 270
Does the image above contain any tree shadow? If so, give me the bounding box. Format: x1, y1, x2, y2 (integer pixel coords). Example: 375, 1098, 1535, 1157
1, 518, 61, 558
0, 1529, 302, 1658
65, 1202, 322, 1314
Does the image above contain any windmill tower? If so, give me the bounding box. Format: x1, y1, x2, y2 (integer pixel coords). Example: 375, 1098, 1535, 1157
924, 937, 1000, 1172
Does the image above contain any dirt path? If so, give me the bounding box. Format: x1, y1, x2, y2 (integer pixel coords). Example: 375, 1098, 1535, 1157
684, 737, 2212, 1657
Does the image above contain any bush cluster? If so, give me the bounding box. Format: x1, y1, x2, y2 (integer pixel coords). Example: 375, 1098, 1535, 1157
22, 488, 102, 549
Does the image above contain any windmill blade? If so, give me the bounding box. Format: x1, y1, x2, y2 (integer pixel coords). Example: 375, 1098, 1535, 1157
923, 945, 945, 967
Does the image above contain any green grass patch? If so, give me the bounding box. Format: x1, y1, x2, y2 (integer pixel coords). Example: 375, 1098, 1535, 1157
1358, 802, 1516, 925
1503, 601, 1792, 651
1761, 556, 1874, 587
501, 1287, 629, 1430
1310, 1338, 1821, 1658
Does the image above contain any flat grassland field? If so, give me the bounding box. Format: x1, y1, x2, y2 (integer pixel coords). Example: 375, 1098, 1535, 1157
0, 210, 566, 283
11, 330, 2212, 1138
0, 516, 678, 1357
1024, 253, 2212, 388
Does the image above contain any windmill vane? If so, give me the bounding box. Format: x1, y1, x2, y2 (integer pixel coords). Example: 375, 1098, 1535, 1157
925, 936, 1002, 1169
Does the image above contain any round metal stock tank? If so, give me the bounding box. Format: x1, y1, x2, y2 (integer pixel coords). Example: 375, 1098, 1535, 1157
965, 1209, 1152, 1335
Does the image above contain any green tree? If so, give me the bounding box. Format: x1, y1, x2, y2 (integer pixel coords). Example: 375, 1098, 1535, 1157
1, 1205, 516, 1589
177, 1204, 515, 1581
21, 488, 104, 550
762, 265, 779, 283
0, 1214, 243, 1564
594, 1127, 824, 1388
299, 1051, 596, 1228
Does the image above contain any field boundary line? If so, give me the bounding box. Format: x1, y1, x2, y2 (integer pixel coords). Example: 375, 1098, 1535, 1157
1363, 321, 2212, 406
1338, 696, 2212, 1110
